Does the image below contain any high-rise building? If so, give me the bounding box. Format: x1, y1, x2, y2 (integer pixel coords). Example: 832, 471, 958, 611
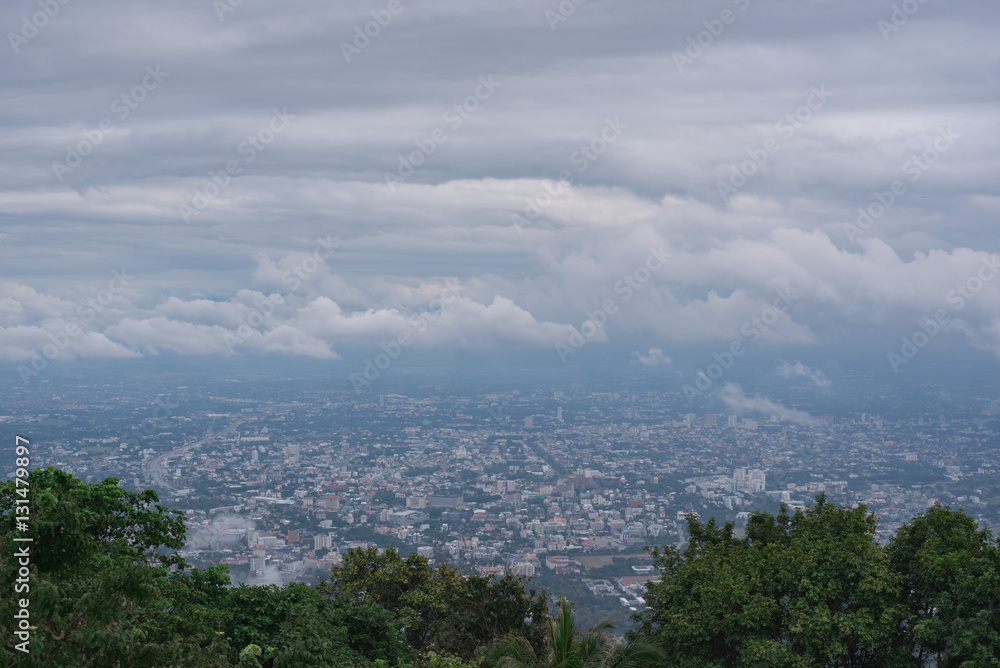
523, 416, 533, 429
727, 415, 738, 428
556, 407, 563, 422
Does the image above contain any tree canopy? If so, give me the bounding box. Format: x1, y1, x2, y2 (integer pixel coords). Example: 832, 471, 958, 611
632, 495, 1000, 667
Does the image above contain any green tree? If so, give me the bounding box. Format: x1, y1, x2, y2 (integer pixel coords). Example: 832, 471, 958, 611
0, 467, 229, 666
331, 547, 549, 661
887, 504, 1000, 666
634, 496, 907, 666
484, 597, 664, 668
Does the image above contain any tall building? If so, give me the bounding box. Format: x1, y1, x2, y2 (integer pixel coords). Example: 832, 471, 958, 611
556, 406, 563, 422
727, 415, 738, 428
523, 416, 533, 429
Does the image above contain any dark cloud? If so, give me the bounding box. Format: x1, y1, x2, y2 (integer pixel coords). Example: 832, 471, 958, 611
1, 0, 999, 371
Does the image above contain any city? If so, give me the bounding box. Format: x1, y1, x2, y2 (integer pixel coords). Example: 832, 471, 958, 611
6, 362, 998, 629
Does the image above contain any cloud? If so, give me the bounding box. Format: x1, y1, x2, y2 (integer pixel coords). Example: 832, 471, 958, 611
183, 515, 254, 552
1, 0, 999, 369
634, 347, 672, 366
777, 360, 831, 387
718, 383, 821, 427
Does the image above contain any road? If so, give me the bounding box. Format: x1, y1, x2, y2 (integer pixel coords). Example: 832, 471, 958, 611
143, 419, 247, 492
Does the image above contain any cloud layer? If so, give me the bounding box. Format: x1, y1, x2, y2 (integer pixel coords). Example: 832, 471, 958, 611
2, 0, 999, 373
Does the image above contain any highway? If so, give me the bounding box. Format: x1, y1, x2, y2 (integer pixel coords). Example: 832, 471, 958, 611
143, 419, 247, 492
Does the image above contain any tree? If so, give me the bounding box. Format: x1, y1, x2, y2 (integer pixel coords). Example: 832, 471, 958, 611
887, 505, 1000, 666
633, 496, 907, 666
0, 467, 229, 666
331, 547, 549, 660
483, 597, 664, 668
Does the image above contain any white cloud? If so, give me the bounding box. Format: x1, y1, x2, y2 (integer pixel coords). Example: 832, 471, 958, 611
718, 383, 821, 427
634, 348, 671, 366
777, 360, 831, 387
0, 0, 998, 367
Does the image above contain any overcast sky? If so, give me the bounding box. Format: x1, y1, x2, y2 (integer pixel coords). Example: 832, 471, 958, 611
1, 0, 999, 380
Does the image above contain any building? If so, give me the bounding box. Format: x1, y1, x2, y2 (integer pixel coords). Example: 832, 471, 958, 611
429, 496, 464, 509
406, 496, 428, 509
317, 495, 340, 510
389, 510, 430, 526
314, 534, 332, 550
510, 561, 536, 577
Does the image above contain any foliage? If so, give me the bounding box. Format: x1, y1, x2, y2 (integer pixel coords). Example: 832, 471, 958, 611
331, 546, 550, 661
633, 496, 1000, 667
0, 467, 224, 667
7, 470, 999, 668
887, 505, 1000, 666
483, 596, 664, 668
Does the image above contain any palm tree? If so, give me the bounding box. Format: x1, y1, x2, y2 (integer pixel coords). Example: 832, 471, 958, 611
483, 597, 665, 668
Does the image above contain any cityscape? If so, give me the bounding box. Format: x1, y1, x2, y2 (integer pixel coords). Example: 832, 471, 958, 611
6, 360, 999, 628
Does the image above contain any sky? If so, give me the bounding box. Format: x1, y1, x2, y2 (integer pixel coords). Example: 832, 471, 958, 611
1, 0, 999, 386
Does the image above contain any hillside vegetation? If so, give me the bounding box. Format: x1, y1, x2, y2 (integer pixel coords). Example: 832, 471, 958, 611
3, 469, 999, 667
